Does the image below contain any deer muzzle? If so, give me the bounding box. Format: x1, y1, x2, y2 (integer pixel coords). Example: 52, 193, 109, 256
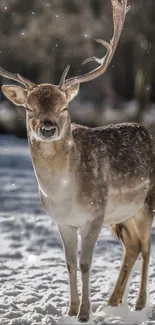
40, 121, 58, 139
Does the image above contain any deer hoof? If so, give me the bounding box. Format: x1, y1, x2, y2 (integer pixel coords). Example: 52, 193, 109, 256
68, 304, 79, 317
78, 316, 89, 323
108, 296, 122, 307
135, 295, 146, 310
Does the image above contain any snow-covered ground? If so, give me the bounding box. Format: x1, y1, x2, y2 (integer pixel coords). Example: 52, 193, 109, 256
1, 135, 155, 325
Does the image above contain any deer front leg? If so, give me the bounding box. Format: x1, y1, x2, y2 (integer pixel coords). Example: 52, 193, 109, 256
78, 219, 102, 322
58, 225, 79, 317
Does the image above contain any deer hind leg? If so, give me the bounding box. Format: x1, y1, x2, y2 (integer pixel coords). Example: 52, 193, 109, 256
58, 225, 79, 317
134, 203, 154, 310
108, 218, 141, 307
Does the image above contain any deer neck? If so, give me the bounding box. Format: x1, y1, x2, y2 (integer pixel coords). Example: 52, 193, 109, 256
27, 125, 75, 182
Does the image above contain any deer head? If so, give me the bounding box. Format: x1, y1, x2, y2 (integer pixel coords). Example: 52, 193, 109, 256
1, 66, 80, 142
0, 0, 129, 142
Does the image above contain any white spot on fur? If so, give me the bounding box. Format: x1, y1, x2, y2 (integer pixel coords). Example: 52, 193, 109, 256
68, 140, 73, 146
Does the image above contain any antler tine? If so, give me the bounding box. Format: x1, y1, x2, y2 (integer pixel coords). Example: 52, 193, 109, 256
59, 65, 70, 91
63, 0, 130, 90
0, 66, 36, 90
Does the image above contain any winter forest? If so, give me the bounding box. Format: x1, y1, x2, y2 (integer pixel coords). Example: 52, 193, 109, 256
0, 0, 155, 134
1, 1, 155, 325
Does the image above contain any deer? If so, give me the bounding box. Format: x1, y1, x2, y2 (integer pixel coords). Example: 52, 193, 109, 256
0, 0, 154, 322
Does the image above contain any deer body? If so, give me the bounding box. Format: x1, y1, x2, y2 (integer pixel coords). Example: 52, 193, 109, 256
29, 123, 153, 227
1, 0, 154, 322
26, 120, 155, 321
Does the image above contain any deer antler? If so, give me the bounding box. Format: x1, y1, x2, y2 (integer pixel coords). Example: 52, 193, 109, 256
0, 66, 35, 90
59, 0, 130, 91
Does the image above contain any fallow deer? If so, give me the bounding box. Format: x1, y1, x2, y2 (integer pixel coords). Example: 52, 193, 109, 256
0, 0, 153, 322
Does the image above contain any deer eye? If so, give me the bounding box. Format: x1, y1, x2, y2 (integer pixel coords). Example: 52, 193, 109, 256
61, 106, 68, 112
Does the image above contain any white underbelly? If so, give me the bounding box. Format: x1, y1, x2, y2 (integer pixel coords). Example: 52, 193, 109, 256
47, 203, 93, 227
40, 178, 150, 227
49, 199, 145, 227
104, 200, 144, 224
104, 180, 149, 225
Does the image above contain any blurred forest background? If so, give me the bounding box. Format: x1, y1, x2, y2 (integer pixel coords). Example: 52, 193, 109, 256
0, 0, 155, 137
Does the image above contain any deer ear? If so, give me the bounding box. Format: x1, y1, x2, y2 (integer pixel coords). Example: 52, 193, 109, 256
65, 84, 80, 102
1, 85, 27, 106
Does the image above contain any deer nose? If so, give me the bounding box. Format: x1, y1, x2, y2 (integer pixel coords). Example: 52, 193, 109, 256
40, 121, 57, 138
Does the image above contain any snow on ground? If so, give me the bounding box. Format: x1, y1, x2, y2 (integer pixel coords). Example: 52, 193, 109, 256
1, 135, 155, 325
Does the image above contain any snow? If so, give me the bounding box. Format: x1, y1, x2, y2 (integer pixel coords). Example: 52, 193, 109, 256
0, 135, 155, 324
